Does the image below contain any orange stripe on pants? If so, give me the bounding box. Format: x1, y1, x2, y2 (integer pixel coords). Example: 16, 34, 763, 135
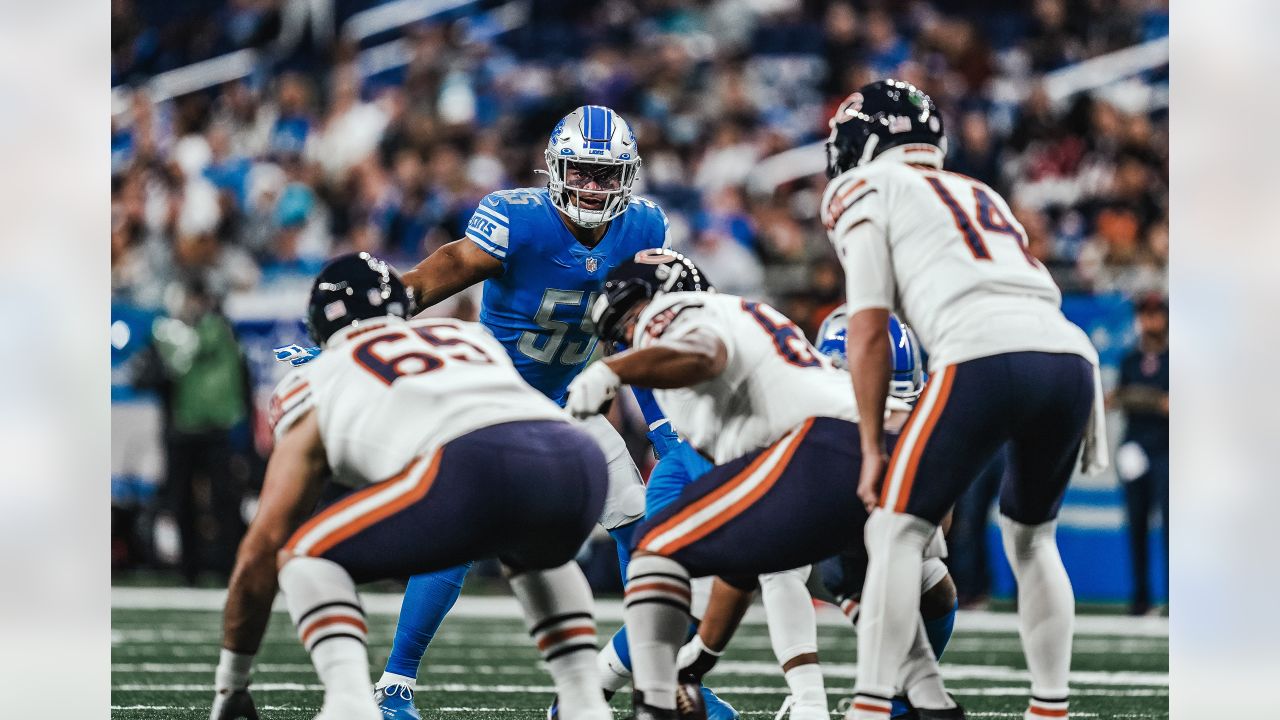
640, 420, 813, 556
881, 365, 956, 513
284, 451, 443, 557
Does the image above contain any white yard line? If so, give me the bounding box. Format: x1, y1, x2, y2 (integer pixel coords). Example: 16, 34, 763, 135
112, 587, 1168, 637
112, 661, 1168, 688
109, 707, 1168, 719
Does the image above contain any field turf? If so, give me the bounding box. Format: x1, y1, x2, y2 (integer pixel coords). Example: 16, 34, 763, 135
111, 590, 1167, 719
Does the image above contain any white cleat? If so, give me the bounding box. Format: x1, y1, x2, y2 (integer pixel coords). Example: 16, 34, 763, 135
789, 701, 831, 720
313, 696, 383, 720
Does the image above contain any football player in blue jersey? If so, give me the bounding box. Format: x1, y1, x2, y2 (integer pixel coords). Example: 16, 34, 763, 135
364, 105, 736, 720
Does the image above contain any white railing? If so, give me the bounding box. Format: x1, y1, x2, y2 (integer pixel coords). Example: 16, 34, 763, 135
112, 0, 484, 114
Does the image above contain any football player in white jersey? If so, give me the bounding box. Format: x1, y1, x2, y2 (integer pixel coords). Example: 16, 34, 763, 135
564, 250, 956, 720
209, 254, 612, 720
821, 80, 1108, 720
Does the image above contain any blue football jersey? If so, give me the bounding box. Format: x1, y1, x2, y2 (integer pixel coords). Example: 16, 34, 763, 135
464, 187, 670, 404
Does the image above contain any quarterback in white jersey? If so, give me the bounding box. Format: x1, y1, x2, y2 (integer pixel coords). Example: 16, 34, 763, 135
211, 254, 613, 720
824, 80, 1106, 720
563, 250, 948, 720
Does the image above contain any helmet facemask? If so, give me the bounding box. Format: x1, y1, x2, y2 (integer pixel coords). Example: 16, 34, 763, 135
545, 153, 640, 229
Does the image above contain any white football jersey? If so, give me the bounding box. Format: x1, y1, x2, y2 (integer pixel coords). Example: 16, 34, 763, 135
632, 292, 904, 464
821, 155, 1097, 369
269, 316, 566, 488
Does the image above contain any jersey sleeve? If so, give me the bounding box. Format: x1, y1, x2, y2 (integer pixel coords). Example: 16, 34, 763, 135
824, 172, 896, 315
464, 193, 513, 263
268, 368, 315, 441
634, 295, 734, 367
630, 195, 672, 250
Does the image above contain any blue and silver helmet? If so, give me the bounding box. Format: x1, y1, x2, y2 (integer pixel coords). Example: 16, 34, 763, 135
816, 304, 926, 402
543, 105, 641, 229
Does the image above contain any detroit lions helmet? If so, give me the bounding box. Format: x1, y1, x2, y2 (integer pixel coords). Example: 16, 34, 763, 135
590, 249, 712, 345
544, 105, 641, 229
306, 252, 411, 345
816, 304, 926, 402
826, 79, 946, 178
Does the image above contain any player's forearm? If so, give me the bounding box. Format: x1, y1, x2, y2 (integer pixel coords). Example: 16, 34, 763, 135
402, 240, 490, 311
847, 315, 892, 453
221, 533, 280, 655
605, 344, 725, 389
698, 578, 757, 652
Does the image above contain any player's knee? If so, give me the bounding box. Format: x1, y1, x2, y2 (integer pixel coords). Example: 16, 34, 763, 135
760, 565, 811, 586
997, 514, 1058, 560
865, 510, 935, 556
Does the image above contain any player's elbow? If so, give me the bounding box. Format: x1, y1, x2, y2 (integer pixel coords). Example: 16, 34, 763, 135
846, 309, 890, 358
688, 342, 728, 383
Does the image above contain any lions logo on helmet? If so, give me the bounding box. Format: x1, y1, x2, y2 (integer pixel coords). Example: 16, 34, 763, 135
543, 105, 642, 229
816, 305, 926, 402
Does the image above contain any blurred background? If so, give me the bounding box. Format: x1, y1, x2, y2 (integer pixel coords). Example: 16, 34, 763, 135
109, 0, 1169, 613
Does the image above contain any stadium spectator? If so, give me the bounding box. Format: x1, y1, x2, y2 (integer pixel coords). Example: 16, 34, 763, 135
1110, 291, 1170, 615
138, 278, 256, 584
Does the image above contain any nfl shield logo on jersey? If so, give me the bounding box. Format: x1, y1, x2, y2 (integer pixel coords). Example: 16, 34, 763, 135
585, 256, 599, 273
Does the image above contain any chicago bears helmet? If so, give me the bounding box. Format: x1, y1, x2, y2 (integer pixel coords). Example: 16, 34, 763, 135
306, 252, 411, 345
825, 79, 946, 179
590, 249, 712, 345
816, 304, 926, 401
543, 105, 642, 229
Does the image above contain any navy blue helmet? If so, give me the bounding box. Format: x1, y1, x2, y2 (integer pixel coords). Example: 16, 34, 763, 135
590, 249, 712, 345
825, 79, 946, 179
306, 252, 412, 345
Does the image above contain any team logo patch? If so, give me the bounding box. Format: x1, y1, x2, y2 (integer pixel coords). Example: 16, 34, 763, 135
324, 300, 347, 321
585, 256, 599, 273
887, 115, 912, 134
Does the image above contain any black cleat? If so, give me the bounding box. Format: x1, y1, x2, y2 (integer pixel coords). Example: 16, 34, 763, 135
915, 697, 966, 719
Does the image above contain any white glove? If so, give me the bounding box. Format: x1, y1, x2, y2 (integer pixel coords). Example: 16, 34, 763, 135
677, 634, 722, 680
210, 649, 257, 720
565, 361, 621, 418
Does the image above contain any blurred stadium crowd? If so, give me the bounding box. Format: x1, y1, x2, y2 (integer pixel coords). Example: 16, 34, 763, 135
110, 0, 1168, 608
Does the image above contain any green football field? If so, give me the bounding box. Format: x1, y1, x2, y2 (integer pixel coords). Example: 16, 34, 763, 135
111, 590, 1167, 719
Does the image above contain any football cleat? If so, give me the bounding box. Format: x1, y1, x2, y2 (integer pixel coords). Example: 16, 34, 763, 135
915, 703, 966, 719
700, 685, 739, 720
373, 683, 423, 720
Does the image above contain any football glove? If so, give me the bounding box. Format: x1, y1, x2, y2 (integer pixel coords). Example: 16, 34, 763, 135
274, 343, 321, 367
565, 361, 621, 419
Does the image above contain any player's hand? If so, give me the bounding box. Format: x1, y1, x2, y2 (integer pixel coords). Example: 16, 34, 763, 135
565, 361, 621, 418
209, 688, 259, 720
857, 449, 889, 512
